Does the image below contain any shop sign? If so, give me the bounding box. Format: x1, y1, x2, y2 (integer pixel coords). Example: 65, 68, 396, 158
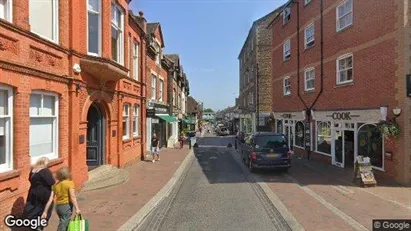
282, 113, 293, 119
147, 109, 155, 117
326, 112, 360, 120
155, 107, 168, 114
152, 118, 159, 124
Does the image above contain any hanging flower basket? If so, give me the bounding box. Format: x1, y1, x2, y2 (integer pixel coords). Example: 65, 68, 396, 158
377, 120, 401, 141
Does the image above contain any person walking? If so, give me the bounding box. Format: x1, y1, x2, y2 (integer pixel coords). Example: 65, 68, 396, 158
179, 132, 186, 149
151, 133, 160, 163
43, 167, 81, 231
22, 157, 55, 231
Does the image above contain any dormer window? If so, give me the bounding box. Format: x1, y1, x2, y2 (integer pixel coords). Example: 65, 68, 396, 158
283, 7, 291, 25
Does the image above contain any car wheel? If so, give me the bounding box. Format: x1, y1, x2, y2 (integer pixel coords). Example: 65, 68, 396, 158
248, 159, 255, 173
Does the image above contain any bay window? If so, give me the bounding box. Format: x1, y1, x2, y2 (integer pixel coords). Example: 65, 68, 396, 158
87, 0, 101, 55
29, 0, 59, 42
133, 105, 139, 137
29, 92, 58, 163
0, 86, 12, 172
122, 104, 130, 139
111, 3, 124, 64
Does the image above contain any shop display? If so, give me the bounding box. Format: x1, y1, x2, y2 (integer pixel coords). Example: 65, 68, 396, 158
354, 155, 377, 187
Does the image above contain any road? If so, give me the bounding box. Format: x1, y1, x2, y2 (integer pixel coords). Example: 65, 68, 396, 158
136, 133, 291, 231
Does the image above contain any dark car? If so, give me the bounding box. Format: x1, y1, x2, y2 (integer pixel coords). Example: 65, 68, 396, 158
240, 132, 292, 172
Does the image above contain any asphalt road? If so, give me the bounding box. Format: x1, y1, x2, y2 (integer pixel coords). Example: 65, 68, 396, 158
136, 134, 291, 231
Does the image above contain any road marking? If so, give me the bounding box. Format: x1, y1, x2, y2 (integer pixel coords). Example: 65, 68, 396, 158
283, 174, 368, 231
332, 185, 354, 195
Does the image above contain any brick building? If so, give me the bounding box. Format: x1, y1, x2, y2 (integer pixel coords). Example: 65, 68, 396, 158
0, 0, 148, 223
269, 0, 411, 184
238, 9, 281, 134
186, 96, 201, 131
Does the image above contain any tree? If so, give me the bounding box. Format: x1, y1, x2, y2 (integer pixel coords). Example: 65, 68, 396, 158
203, 108, 214, 113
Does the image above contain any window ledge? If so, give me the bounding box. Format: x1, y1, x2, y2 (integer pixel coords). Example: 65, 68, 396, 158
0, 169, 21, 183
334, 82, 354, 88
304, 44, 315, 51
283, 94, 291, 97
283, 58, 291, 62
133, 136, 141, 140
304, 89, 315, 94
123, 138, 132, 143
48, 157, 65, 167
336, 24, 353, 33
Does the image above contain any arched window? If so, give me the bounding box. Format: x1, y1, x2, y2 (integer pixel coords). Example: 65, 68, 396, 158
276, 120, 283, 134
358, 124, 383, 169
294, 121, 305, 147
316, 121, 331, 154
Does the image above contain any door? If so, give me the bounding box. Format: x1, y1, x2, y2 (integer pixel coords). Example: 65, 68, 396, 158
86, 104, 104, 170
333, 129, 344, 167
285, 124, 294, 150
332, 123, 355, 168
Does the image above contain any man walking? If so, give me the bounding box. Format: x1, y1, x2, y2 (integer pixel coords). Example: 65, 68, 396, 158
151, 133, 160, 163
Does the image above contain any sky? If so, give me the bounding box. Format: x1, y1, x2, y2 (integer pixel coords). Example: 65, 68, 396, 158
130, 0, 286, 111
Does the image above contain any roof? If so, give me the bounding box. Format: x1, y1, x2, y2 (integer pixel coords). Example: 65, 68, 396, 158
164, 54, 180, 67
187, 96, 200, 114
238, 7, 283, 58
128, 10, 146, 35
147, 22, 165, 48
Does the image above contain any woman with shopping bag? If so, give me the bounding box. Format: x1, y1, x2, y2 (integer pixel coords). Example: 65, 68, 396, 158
68, 214, 89, 231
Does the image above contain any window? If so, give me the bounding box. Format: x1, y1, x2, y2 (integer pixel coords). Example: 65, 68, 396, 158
133, 105, 139, 137
337, 54, 353, 84
111, 3, 124, 64
336, 0, 353, 31
87, 0, 101, 55
283, 77, 291, 95
294, 122, 305, 148
0, 86, 12, 172
29, 0, 59, 42
283, 40, 291, 60
155, 43, 161, 65
0, 0, 12, 22
29, 92, 58, 164
151, 75, 156, 100
159, 79, 164, 102
304, 0, 311, 5
358, 124, 383, 169
255, 135, 287, 149
305, 23, 315, 49
133, 42, 139, 80
304, 68, 315, 91
122, 104, 130, 139
248, 93, 254, 106
173, 89, 176, 106
283, 7, 291, 25
316, 121, 331, 155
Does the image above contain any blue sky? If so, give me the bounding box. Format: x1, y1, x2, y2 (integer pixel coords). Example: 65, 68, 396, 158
130, 0, 285, 111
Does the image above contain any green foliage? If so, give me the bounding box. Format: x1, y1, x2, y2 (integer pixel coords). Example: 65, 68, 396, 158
203, 108, 214, 113
377, 120, 401, 140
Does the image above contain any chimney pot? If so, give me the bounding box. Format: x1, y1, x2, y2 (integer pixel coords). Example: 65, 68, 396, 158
138, 11, 144, 17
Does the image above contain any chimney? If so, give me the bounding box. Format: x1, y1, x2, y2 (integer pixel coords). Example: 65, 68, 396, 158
136, 11, 147, 32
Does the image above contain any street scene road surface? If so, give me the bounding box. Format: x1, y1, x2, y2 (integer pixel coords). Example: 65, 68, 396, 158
136, 133, 291, 231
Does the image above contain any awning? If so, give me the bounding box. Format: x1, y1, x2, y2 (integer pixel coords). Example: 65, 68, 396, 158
157, 114, 178, 123
182, 117, 196, 124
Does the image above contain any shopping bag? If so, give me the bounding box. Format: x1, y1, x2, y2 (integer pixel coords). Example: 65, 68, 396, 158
68, 214, 89, 231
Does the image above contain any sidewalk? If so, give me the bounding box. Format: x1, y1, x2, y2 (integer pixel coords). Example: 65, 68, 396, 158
260, 157, 411, 231
46, 146, 191, 231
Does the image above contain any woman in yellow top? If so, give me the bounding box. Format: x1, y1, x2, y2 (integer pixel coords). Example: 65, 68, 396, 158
43, 167, 81, 231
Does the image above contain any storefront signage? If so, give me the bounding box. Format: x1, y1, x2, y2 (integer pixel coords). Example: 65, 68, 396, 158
326, 112, 360, 120
282, 113, 294, 119
153, 104, 169, 114
147, 109, 155, 117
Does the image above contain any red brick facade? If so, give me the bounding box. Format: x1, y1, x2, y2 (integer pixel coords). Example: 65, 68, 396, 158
270, 0, 410, 184
0, 0, 147, 225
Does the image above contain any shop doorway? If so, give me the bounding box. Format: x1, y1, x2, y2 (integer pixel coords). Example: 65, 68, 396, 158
284, 120, 294, 150
86, 103, 105, 170
152, 121, 166, 148
332, 122, 355, 168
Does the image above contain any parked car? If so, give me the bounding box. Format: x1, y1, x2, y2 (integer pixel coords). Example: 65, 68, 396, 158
218, 127, 230, 136
240, 132, 292, 172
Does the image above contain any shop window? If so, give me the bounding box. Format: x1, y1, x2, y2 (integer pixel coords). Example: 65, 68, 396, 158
336, 0, 353, 32
294, 121, 305, 148
133, 105, 139, 137
304, 23, 315, 49
0, 86, 12, 172
304, 68, 315, 91
316, 121, 331, 155
283, 40, 291, 60
29, 92, 58, 164
29, 0, 59, 42
358, 124, 383, 169
276, 120, 283, 134
87, 0, 101, 55
0, 0, 12, 22
122, 104, 130, 139
337, 54, 353, 84
111, 3, 124, 64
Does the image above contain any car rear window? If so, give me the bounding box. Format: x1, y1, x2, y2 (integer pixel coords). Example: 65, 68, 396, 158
255, 135, 287, 149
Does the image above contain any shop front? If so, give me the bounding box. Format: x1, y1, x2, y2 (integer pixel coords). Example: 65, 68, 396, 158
146, 103, 177, 151
240, 113, 255, 134
273, 111, 307, 150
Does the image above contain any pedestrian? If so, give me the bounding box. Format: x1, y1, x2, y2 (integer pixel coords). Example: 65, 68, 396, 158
151, 133, 160, 163
22, 157, 55, 231
179, 132, 186, 149
43, 167, 81, 231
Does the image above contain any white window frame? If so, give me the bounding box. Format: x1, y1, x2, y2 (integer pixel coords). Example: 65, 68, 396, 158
304, 23, 315, 49
0, 85, 13, 173
87, 0, 101, 56
133, 41, 139, 80
133, 104, 139, 137
29, 0, 59, 43
159, 79, 164, 102
151, 75, 157, 100
283, 40, 291, 60
111, 3, 124, 65
336, 0, 353, 32
283, 7, 291, 25
122, 104, 130, 140
336, 53, 354, 85
155, 43, 161, 65
304, 67, 315, 91
0, 0, 13, 22
283, 76, 291, 96
29, 91, 59, 164
304, 0, 312, 5
173, 89, 176, 106
315, 121, 332, 156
